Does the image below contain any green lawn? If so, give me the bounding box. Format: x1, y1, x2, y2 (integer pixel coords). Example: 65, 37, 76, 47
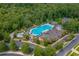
76, 47, 79, 51
70, 52, 79, 56
74, 43, 79, 49
66, 51, 72, 56
54, 18, 62, 24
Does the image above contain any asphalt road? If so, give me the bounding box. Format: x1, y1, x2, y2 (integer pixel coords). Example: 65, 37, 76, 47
56, 35, 79, 56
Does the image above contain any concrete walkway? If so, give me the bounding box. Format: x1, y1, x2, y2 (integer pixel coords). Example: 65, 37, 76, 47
51, 34, 69, 47
14, 39, 45, 48
22, 40, 45, 48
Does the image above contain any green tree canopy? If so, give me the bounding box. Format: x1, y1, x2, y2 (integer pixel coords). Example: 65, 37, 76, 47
34, 46, 44, 56
0, 32, 4, 41
33, 38, 40, 44
55, 42, 63, 50
0, 4, 79, 33
66, 34, 75, 41
0, 41, 9, 52
43, 46, 56, 56
63, 19, 79, 33
21, 43, 31, 54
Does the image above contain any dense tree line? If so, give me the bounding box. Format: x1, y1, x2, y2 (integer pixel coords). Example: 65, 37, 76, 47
0, 4, 79, 53
62, 19, 79, 33
0, 4, 79, 33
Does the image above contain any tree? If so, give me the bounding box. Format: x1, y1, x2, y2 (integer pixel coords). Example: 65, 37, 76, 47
0, 4, 79, 34
21, 43, 31, 54
25, 34, 29, 40
66, 34, 74, 41
39, 40, 48, 46
0, 41, 9, 52
44, 46, 56, 56
55, 42, 63, 50
33, 38, 40, 44
63, 19, 79, 33
9, 40, 18, 51
0, 32, 4, 41
34, 46, 44, 56
43, 40, 48, 46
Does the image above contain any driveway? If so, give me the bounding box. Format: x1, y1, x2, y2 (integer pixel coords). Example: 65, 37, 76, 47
56, 35, 79, 56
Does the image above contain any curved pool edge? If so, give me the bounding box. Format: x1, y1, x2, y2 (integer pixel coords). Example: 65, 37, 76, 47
29, 23, 54, 37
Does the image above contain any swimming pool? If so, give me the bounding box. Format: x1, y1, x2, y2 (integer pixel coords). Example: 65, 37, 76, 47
29, 24, 54, 36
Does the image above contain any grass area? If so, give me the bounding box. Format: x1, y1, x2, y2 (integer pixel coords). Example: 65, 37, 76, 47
70, 52, 79, 56
76, 47, 79, 51
53, 18, 62, 24
63, 41, 70, 48
74, 43, 79, 49
66, 34, 75, 42
66, 51, 72, 56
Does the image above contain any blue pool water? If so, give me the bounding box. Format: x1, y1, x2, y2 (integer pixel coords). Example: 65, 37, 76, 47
29, 24, 54, 36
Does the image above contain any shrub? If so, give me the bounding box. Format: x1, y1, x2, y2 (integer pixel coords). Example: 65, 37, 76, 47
33, 38, 40, 44
9, 40, 18, 51
0, 41, 9, 52
34, 46, 44, 56
21, 43, 31, 54
66, 34, 74, 41
43, 46, 56, 56
4, 32, 11, 43
55, 42, 63, 50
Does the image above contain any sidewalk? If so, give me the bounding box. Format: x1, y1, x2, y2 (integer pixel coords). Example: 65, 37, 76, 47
51, 34, 69, 47
22, 40, 45, 48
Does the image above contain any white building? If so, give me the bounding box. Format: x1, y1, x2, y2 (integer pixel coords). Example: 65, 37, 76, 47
16, 32, 24, 38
